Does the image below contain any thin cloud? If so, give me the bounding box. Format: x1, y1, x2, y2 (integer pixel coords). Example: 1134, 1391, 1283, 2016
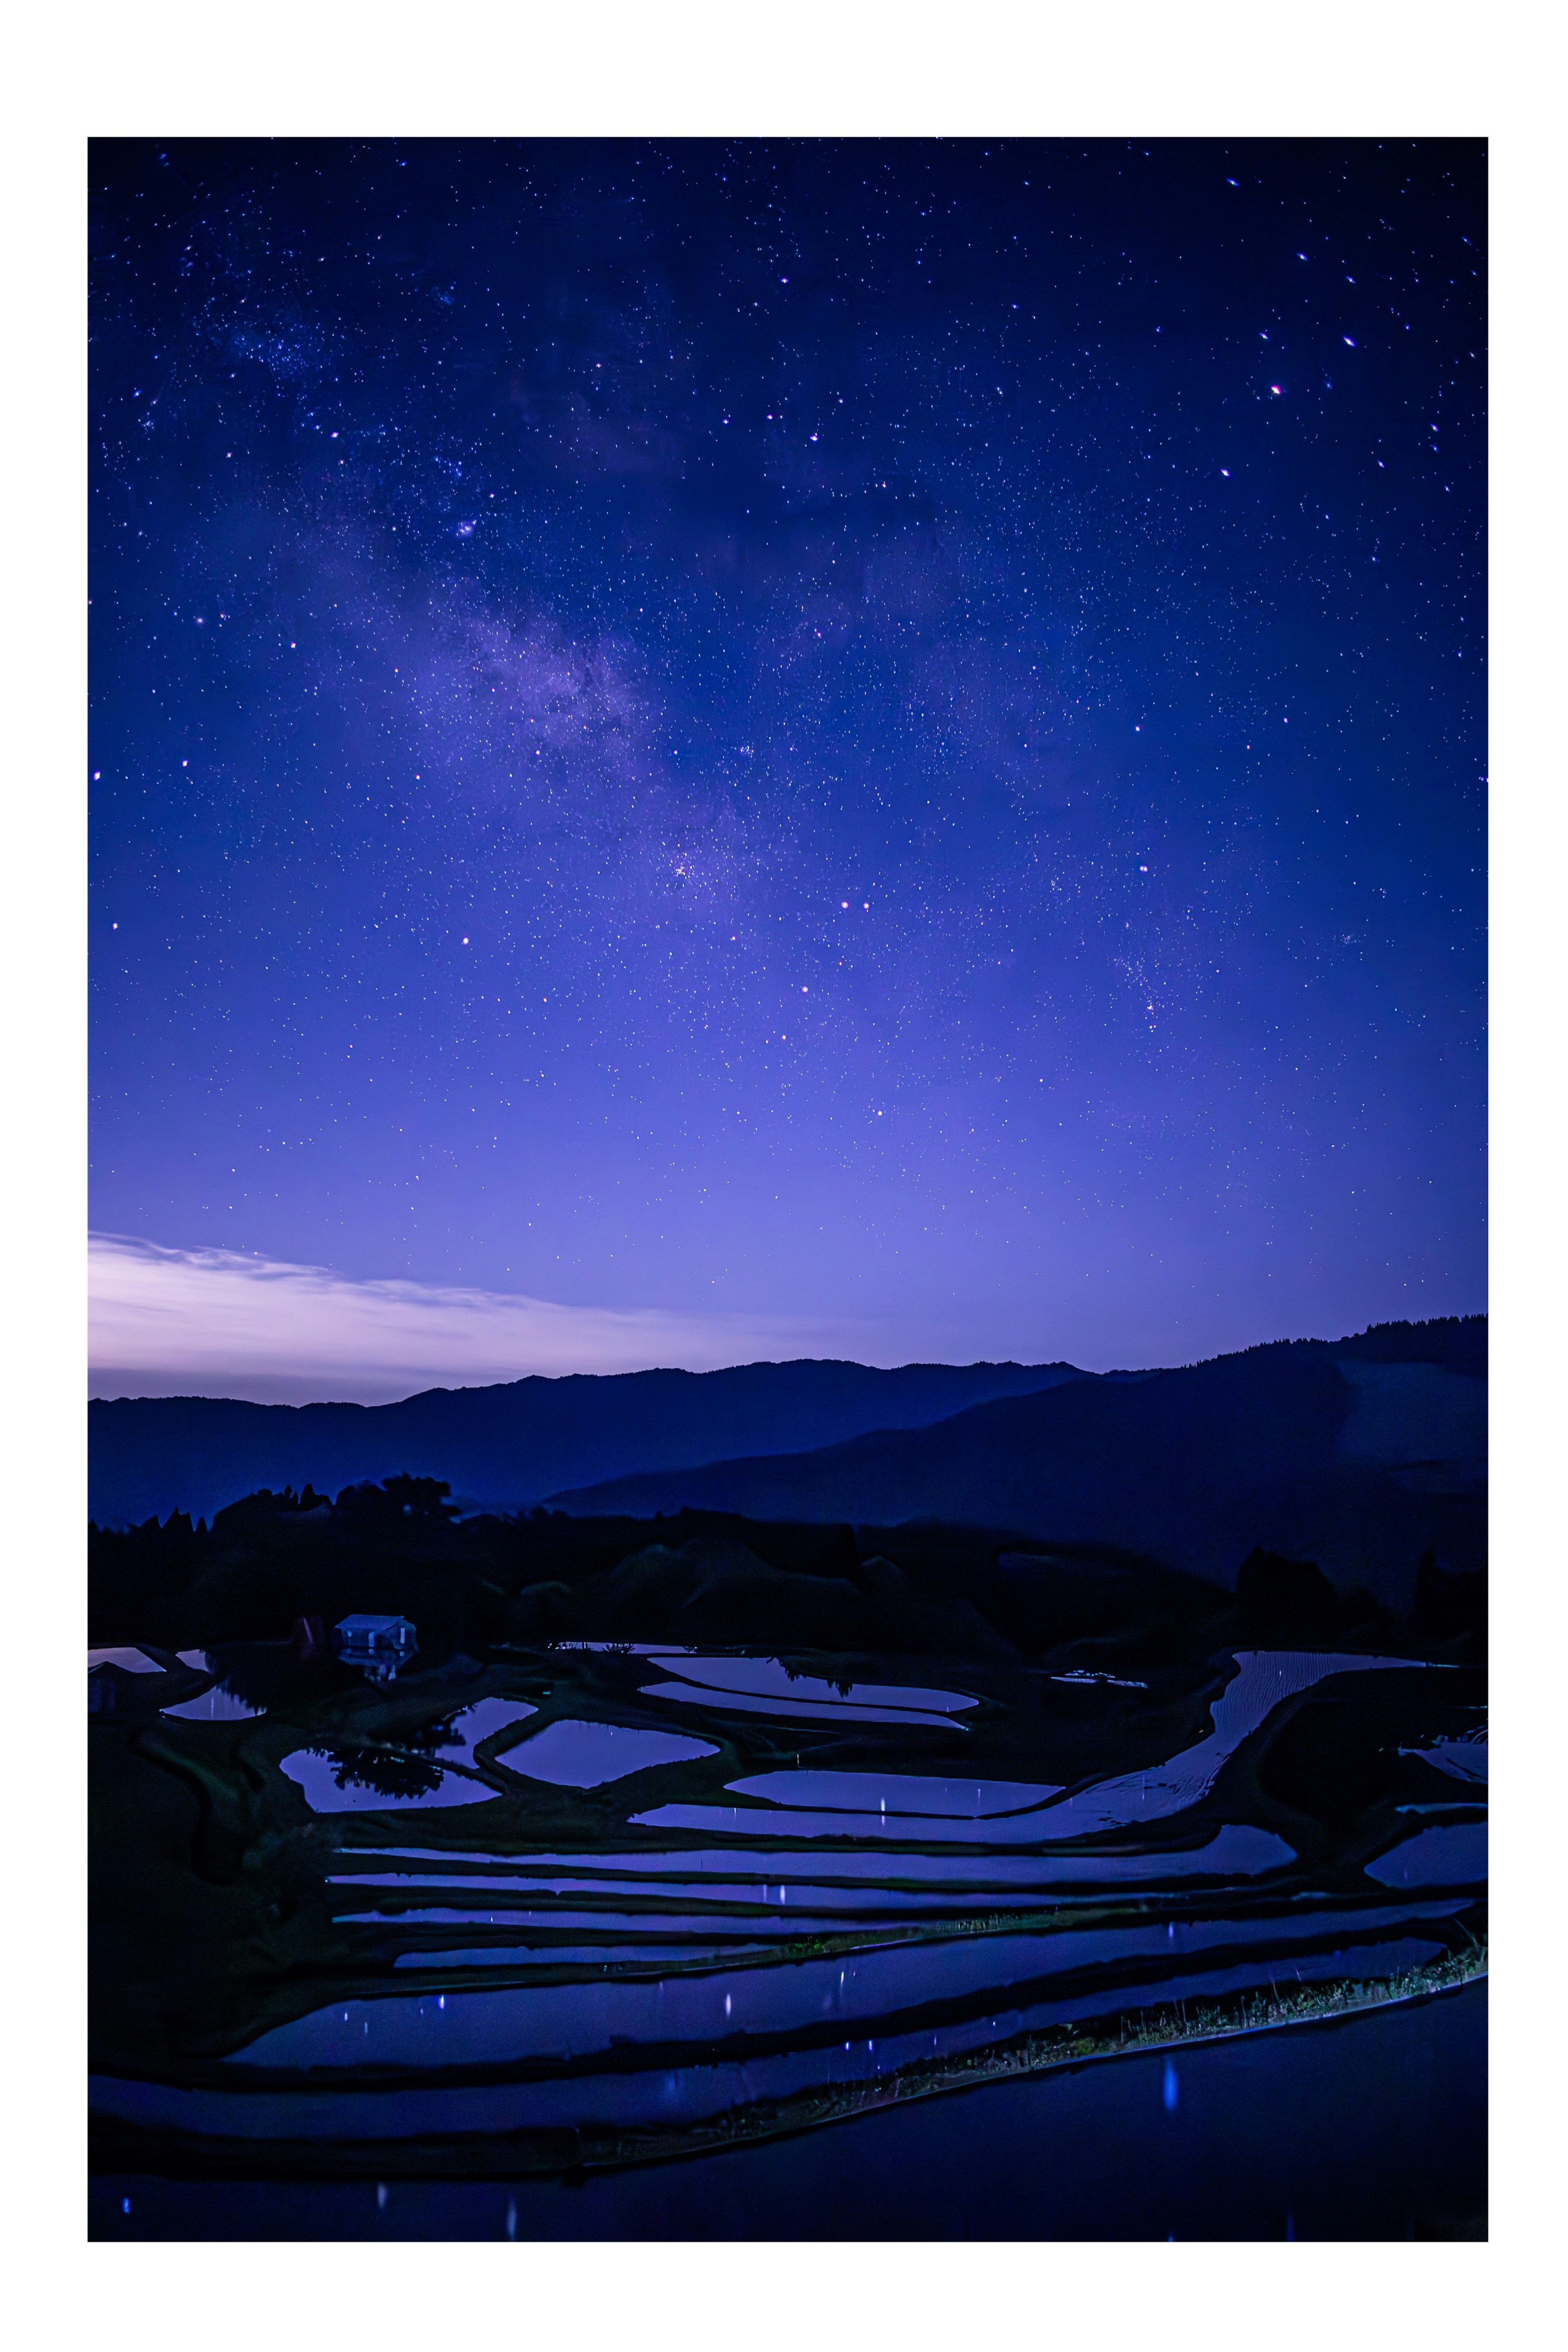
89, 1233, 875, 1406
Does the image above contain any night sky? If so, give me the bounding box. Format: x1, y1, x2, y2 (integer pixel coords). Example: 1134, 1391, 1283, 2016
88, 138, 1486, 1391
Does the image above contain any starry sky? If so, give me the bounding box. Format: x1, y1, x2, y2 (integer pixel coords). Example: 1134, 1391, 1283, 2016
88, 138, 1486, 1386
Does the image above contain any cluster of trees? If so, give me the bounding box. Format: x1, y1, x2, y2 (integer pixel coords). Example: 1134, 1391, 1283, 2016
88, 1474, 1486, 1668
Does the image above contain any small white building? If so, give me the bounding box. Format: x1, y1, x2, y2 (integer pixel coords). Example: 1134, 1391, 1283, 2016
334, 1615, 418, 1681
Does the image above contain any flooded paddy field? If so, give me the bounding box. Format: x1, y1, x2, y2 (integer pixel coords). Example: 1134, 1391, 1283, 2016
89, 1634, 1485, 2235
91, 1976, 1487, 2241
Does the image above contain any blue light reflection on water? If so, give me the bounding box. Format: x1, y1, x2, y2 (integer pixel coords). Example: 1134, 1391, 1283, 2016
161, 1686, 267, 1722
349, 1904, 876, 1935
229, 1910, 1457, 2072
1401, 1734, 1487, 1786
279, 1752, 502, 1814
631, 1799, 1111, 1844
92, 1645, 1483, 2239
327, 1821, 1297, 1887
87, 1977, 1488, 2240
391, 1941, 780, 1969
639, 1684, 970, 1730
90, 1936, 1455, 2148
1000, 1652, 1433, 1841
728, 1770, 1063, 1816
494, 1719, 717, 1788
371, 1899, 1465, 1977
648, 1658, 979, 1711
1364, 1820, 1487, 1888
327, 1877, 1030, 1915
432, 1699, 538, 1762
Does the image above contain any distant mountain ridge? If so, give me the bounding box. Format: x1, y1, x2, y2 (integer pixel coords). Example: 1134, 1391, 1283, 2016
88, 1356, 1085, 1530
546, 1318, 1487, 1609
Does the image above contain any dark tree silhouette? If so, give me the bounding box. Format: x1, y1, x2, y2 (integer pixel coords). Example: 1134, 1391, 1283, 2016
310, 1744, 446, 1800
334, 1474, 459, 1522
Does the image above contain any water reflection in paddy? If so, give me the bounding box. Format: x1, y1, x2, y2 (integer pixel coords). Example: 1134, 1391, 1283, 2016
339, 1900, 927, 1935
88, 1647, 164, 1674
1049, 1670, 1148, 1688
629, 1802, 1082, 1844
430, 1698, 537, 1763
329, 1882, 1111, 1921
91, 1982, 1488, 2241
651, 1658, 978, 1712
95, 1937, 1461, 2154
728, 1770, 1063, 1816
332, 1820, 1297, 1891
279, 1750, 501, 1814
232, 1903, 1462, 2074
640, 1684, 972, 1730
372, 1900, 1465, 1975
494, 1719, 717, 1788
1365, 1820, 1487, 1888
633, 1659, 1425, 1847
92, 1646, 1481, 2186
1008, 1652, 1431, 1840
161, 1686, 267, 1722
1402, 1734, 1487, 1786
392, 1941, 779, 1970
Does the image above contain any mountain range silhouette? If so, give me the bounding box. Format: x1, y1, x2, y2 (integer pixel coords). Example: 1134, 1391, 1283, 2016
89, 1357, 1081, 1529
90, 1316, 1483, 1611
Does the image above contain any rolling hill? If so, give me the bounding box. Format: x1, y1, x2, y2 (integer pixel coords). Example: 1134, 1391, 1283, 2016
546, 1319, 1486, 1609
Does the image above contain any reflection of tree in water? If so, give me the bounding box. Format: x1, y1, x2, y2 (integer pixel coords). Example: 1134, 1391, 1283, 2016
401, 1716, 461, 1755
782, 1660, 855, 1698
308, 1745, 445, 1800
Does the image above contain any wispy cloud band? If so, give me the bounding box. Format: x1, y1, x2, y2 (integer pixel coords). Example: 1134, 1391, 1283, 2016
89, 1233, 873, 1406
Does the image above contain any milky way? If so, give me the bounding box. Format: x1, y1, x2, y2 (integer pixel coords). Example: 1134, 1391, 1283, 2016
89, 139, 1485, 1372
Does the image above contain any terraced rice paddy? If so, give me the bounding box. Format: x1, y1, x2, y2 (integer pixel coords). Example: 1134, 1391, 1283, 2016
89, 1638, 1486, 2185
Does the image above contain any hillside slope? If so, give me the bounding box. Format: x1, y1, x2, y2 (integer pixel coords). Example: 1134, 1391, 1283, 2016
548, 1319, 1486, 1607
